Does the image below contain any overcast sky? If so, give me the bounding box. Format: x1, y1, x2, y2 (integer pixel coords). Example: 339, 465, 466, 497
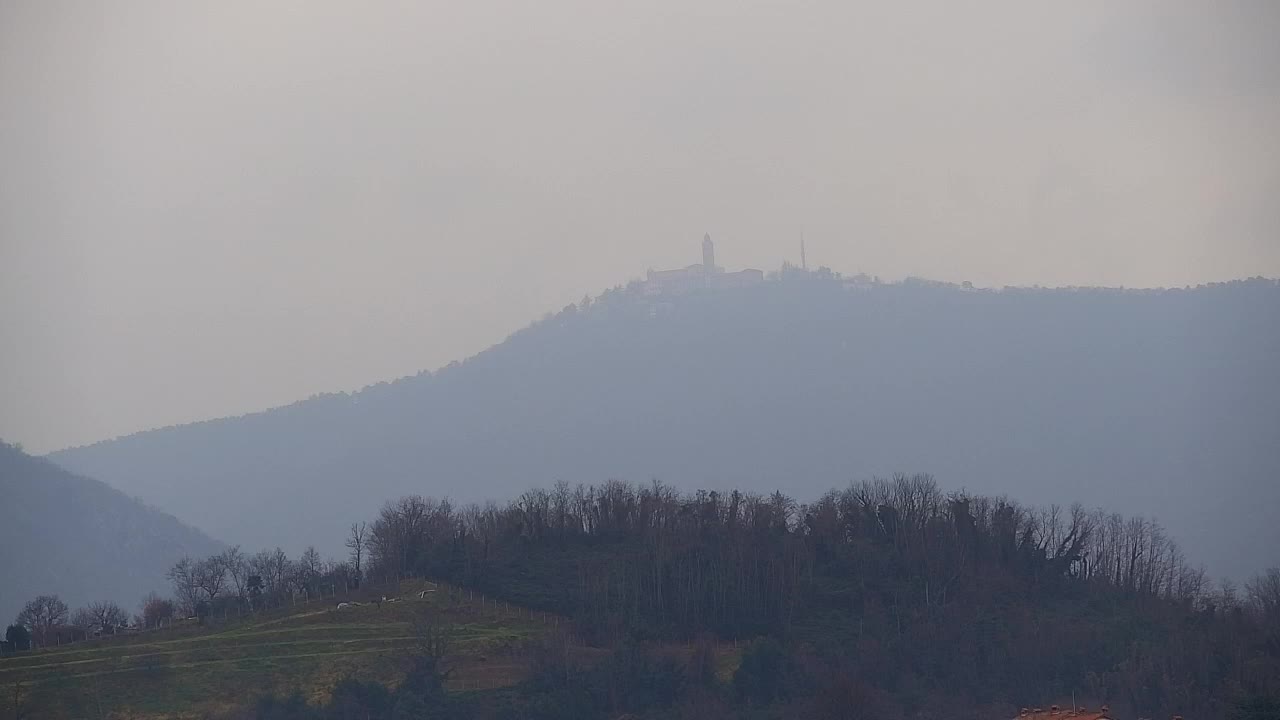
2, 0, 1278, 453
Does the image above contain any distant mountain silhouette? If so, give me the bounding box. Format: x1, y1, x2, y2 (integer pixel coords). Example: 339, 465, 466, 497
48, 272, 1280, 580
1, 441, 222, 623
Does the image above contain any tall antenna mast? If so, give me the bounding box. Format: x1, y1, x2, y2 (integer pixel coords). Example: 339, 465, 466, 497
800, 231, 807, 271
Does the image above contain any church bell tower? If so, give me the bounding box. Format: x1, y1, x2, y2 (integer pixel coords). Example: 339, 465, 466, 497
702, 232, 715, 272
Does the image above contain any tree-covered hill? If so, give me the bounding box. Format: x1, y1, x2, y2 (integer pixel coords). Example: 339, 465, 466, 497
47, 273, 1280, 580
364, 475, 1278, 720
0, 441, 223, 622
77, 475, 1275, 720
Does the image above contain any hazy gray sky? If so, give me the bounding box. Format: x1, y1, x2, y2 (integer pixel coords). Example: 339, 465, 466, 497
2, 0, 1278, 453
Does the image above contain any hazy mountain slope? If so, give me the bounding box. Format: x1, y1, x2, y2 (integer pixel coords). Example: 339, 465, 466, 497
48, 275, 1280, 579
0, 441, 223, 623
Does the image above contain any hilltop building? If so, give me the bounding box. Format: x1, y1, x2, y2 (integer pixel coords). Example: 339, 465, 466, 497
643, 233, 764, 296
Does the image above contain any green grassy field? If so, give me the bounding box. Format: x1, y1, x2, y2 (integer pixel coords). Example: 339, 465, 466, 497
0, 580, 555, 719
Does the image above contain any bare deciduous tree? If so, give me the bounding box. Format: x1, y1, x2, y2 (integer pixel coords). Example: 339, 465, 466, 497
294, 546, 324, 596
248, 548, 293, 596
14, 595, 68, 646
167, 557, 201, 616
70, 608, 95, 632
193, 555, 229, 603
72, 602, 128, 635
369, 495, 455, 578
220, 546, 249, 601
1246, 568, 1280, 622
346, 522, 368, 581
139, 592, 175, 629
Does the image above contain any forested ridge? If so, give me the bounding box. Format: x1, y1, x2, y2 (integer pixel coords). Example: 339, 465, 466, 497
48, 274, 1280, 583
143, 475, 1280, 720
0, 441, 223, 622
16, 273, 1280, 717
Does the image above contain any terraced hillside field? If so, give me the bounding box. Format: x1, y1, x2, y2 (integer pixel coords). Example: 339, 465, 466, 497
0, 580, 559, 719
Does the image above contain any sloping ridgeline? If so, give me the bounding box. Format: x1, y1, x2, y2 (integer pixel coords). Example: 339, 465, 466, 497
48, 274, 1280, 579
0, 441, 223, 622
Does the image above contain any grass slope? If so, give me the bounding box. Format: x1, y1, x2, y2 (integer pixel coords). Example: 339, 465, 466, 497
0, 580, 554, 719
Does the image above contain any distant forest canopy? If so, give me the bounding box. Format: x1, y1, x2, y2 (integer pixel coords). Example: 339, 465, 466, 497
48, 273, 1280, 582
156, 475, 1280, 720
0, 441, 222, 622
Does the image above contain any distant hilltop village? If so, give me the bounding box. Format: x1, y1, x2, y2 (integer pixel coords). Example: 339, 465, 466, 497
643, 234, 765, 296
641, 235, 1280, 298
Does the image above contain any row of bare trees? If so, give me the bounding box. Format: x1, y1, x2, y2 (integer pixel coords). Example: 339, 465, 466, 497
7, 595, 130, 648
6, 545, 370, 651
165, 545, 357, 618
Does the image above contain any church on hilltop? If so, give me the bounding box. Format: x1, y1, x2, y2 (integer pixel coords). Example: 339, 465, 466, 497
643, 233, 765, 296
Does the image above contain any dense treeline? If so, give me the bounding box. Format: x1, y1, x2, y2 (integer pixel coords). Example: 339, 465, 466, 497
221, 474, 1280, 719
361, 476, 1212, 633
366, 483, 810, 639
342, 475, 1278, 719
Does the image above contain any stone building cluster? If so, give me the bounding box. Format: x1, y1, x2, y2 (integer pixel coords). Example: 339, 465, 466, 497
642, 234, 764, 296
